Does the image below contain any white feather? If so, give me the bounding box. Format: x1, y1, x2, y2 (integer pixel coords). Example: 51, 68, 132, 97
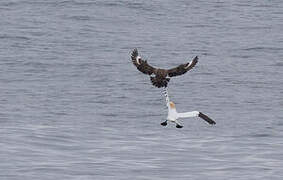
185, 61, 192, 69
136, 56, 141, 65
177, 111, 199, 118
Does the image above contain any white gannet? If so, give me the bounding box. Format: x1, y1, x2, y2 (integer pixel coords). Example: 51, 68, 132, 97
161, 88, 216, 128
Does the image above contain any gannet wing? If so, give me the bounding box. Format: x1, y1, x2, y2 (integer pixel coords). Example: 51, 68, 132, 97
131, 48, 156, 75
177, 111, 199, 118
167, 56, 198, 77
177, 111, 216, 125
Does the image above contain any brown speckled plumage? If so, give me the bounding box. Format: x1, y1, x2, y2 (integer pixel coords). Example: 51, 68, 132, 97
131, 48, 198, 88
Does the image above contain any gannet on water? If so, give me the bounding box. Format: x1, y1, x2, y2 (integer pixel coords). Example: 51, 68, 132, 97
161, 88, 216, 128
131, 48, 198, 88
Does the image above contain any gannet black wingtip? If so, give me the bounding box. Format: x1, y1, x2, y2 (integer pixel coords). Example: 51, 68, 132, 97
198, 112, 216, 125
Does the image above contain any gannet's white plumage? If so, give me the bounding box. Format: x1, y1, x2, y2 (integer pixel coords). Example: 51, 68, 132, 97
161, 88, 216, 128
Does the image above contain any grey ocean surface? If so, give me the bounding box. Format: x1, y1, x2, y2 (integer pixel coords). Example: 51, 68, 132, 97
1, 0, 283, 179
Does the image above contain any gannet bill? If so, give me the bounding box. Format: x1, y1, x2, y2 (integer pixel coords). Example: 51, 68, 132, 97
161, 88, 216, 128
131, 48, 198, 88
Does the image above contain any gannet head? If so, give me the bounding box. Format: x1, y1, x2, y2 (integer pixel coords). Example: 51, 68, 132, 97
169, 101, 176, 109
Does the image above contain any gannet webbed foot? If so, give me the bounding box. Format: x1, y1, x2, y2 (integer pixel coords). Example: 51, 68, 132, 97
176, 124, 183, 128
161, 121, 167, 126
